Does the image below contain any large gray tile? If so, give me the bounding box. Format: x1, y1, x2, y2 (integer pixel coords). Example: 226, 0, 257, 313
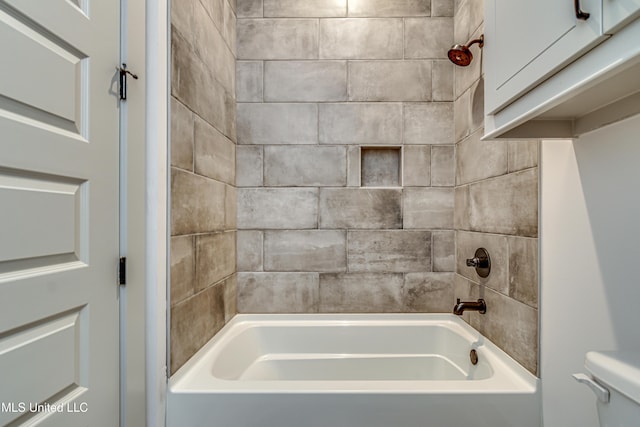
454, 88, 471, 143
225, 185, 237, 230
236, 145, 263, 187
432, 230, 455, 272
470, 287, 538, 375
238, 188, 319, 229
171, 168, 226, 235
237, 103, 318, 144
405, 18, 453, 59
171, 97, 194, 171
223, 274, 238, 322
348, 0, 431, 17
319, 103, 402, 144
404, 103, 454, 144
172, 30, 236, 140
264, 0, 346, 17
453, 0, 471, 44
469, 169, 538, 237
171, 0, 195, 44
264, 61, 347, 102
222, 0, 237, 54
348, 230, 431, 272
347, 146, 361, 186
431, 145, 455, 186
237, 0, 262, 17
508, 237, 538, 308
237, 19, 319, 59
454, 185, 470, 230
403, 187, 454, 229
170, 283, 225, 373
403, 145, 431, 187
194, 116, 236, 185
456, 230, 508, 295
264, 230, 347, 272
319, 188, 402, 229
432, 61, 454, 101
195, 231, 236, 292
403, 272, 454, 312
432, 0, 454, 16
236, 61, 263, 102
264, 146, 347, 186
319, 273, 404, 312
237, 230, 263, 271
170, 235, 195, 304
468, 0, 484, 49
193, 1, 235, 94
470, 77, 484, 133
508, 140, 539, 172
349, 61, 432, 102
201, 0, 224, 31
237, 272, 319, 312
319, 18, 403, 59
456, 128, 507, 185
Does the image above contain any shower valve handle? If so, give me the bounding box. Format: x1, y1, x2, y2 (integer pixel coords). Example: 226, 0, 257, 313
574, 0, 590, 20
465, 248, 491, 278
466, 257, 488, 268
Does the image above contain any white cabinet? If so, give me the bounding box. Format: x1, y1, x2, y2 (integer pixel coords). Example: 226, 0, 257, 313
484, 0, 640, 139
604, 0, 640, 33
486, 0, 604, 114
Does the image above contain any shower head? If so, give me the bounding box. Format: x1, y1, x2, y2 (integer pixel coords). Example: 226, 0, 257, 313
447, 35, 484, 67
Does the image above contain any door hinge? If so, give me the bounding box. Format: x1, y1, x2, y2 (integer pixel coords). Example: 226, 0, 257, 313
119, 257, 127, 285
119, 63, 138, 101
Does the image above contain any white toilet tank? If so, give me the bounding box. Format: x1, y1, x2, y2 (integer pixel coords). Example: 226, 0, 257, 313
577, 351, 640, 426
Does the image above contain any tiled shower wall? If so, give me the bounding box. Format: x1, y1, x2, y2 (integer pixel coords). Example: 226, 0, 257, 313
235, 0, 457, 313
453, 0, 540, 374
169, 0, 238, 374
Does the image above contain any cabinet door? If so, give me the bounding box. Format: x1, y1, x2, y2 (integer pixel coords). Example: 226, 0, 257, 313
486, 0, 604, 113
604, 0, 640, 33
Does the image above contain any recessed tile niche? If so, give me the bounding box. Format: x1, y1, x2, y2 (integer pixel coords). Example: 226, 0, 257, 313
361, 147, 402, 187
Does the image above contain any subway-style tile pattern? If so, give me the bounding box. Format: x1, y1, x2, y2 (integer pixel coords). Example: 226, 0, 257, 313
170, 0, 539, 384
170, 0, 238, 374
236, 0, 457, 316
454, 0, 540, 375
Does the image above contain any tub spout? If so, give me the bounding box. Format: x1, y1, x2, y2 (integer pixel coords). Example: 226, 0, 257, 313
453, 298, 486, 315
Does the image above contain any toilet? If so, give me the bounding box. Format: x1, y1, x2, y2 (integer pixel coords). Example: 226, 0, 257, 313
574, 351, 640, 426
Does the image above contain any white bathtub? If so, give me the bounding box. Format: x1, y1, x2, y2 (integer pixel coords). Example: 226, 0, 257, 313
168, 314, 540, 427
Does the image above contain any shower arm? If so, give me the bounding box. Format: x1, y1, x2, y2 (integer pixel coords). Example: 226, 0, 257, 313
466, 36, 484, 49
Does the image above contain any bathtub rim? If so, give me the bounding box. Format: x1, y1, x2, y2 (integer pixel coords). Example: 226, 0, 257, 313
169, 313, 539, 395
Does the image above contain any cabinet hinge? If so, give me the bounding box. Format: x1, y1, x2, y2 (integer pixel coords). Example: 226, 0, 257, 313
119, 257, 127, 285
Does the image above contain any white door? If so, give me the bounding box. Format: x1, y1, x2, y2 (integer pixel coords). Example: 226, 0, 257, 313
0, 0, 120, 425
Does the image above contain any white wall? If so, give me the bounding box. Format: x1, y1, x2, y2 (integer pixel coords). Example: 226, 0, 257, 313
540, 114, 640, 427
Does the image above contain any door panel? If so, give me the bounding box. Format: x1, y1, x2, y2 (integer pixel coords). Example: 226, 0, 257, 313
0, 0, 120, 424
0, 309, 86, 425
0, 171, 84, 263
0, 15, 84, 128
